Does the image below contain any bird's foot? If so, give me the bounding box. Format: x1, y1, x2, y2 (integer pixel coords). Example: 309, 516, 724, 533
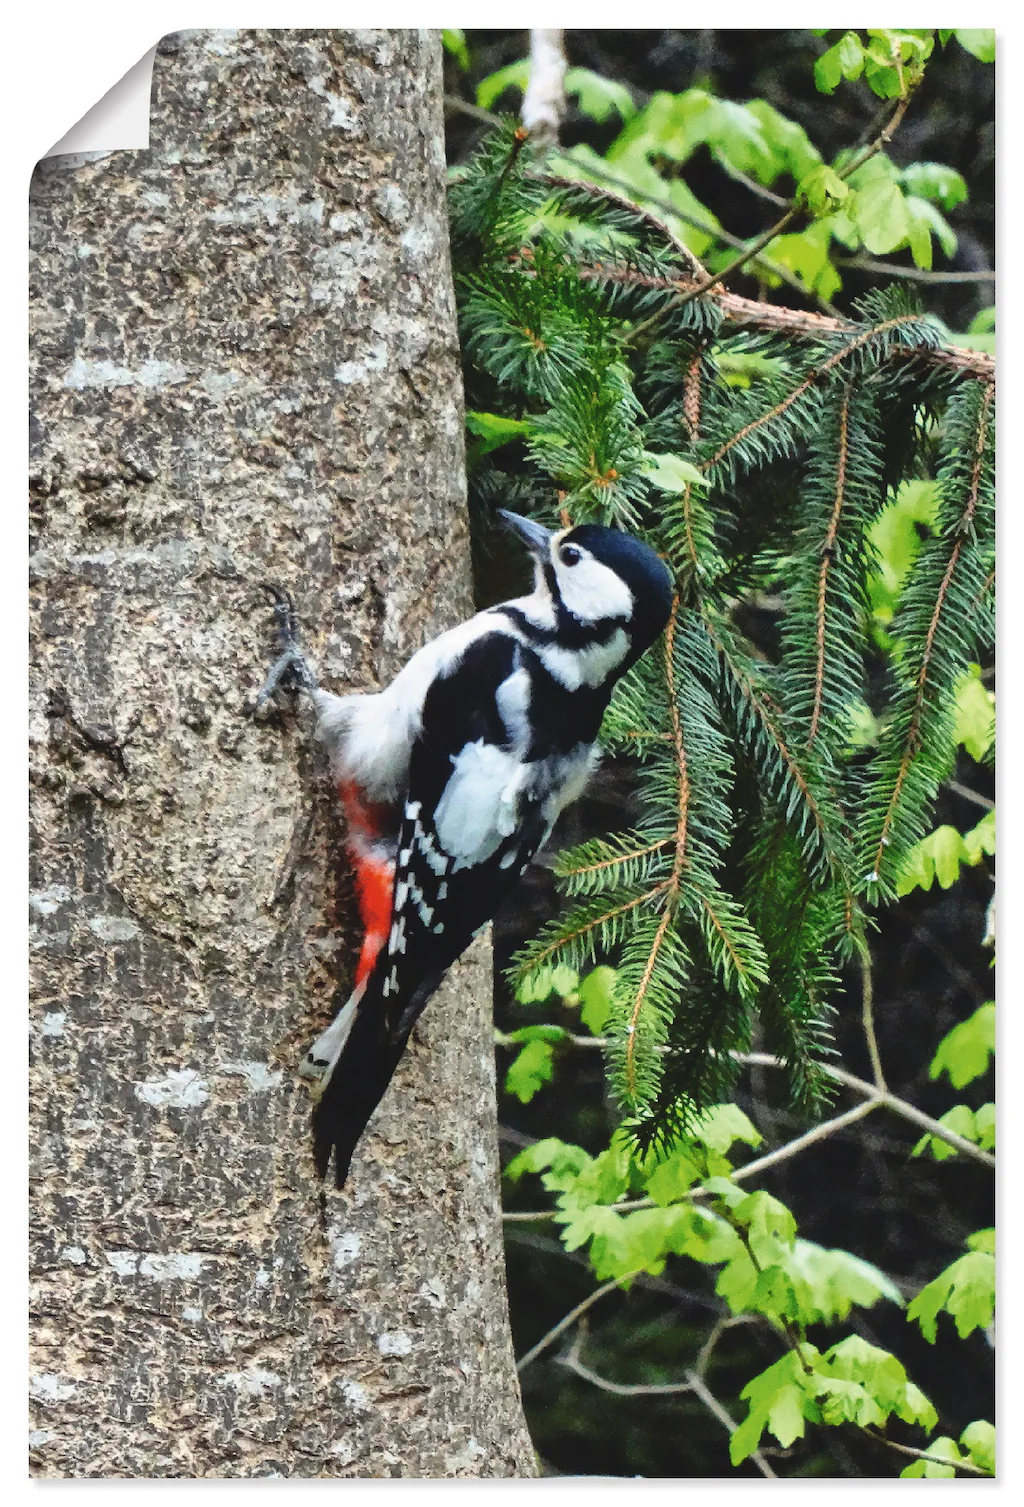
253, 583, 319, 712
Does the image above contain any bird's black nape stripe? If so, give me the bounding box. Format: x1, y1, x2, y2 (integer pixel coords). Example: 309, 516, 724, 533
501, 604, 628, 650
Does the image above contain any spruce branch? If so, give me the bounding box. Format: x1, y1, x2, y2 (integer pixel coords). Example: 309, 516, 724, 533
699, 308, 940, 481
808, 386, 852, 749
561, 262, 992, 379
862, 379, 995, 892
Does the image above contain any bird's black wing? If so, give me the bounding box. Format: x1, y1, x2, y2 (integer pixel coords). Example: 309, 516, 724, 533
313, 632, 553, 1187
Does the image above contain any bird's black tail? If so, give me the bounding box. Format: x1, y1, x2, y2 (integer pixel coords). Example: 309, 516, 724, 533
311, 971, 443, 1188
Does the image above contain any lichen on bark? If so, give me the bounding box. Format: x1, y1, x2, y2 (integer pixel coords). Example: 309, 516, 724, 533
29, 27, 534, 1479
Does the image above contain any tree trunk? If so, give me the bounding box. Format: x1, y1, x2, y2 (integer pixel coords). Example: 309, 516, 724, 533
29, 27, 535, 1479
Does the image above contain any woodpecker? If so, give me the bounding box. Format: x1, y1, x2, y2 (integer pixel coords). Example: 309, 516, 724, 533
258, 511, 673, 1187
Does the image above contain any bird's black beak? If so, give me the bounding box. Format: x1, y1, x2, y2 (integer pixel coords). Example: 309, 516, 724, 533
497, 509, 554, 558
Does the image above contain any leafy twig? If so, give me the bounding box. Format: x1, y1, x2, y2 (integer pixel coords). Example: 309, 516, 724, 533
625, 89, 916, 343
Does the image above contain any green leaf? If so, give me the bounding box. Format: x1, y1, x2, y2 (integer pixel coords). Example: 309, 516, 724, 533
767, 220, 842, 301
956, 29, 995, 63
954, 668, 995, 761
476, 60, 529, 111
578, 966, 617, 1034
786, 1241, 904, 1322
975, 1101, 995, 1151
465, 410, 533, 455
441, 29, 469, 71
848, 177, 912, 255
815, 32, 865, 94
796, 164, 850, 216
960, 1419, 996, 1473
900, 1438, 959, 1477
565, 67, 635, 125
744, 101, 822, 184
904, 194, 958, 259
693, 1104, 762, 1156
731, 1351, 812, 1463
866, 478, 940, 625
515, 962, 579, 1005
504, 1038, 555, 1102
641, 452, 708, 492
645, 1148, 701, 1206
899, 161, 968, 211
896, 813, 994, 897
504, 1137, 590, 1184
967, 1227, 995, 1255
908, 1248, 995, 1341
929, 1003, 995, 1089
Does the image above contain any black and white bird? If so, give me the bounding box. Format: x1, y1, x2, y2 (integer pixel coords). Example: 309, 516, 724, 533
259, 511, 673, 1187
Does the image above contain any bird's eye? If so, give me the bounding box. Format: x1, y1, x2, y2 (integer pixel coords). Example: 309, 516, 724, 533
559, 545, 582, 567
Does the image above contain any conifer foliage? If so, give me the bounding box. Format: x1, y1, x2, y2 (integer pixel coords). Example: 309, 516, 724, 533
448, 124, 995, 1153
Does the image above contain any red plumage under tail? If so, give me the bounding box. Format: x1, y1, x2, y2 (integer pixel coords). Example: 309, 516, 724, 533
338, 778, 397, 990
302, 780, 398, 1083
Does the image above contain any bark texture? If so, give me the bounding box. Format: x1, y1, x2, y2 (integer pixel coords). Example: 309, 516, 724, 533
29, 28, 534, 1479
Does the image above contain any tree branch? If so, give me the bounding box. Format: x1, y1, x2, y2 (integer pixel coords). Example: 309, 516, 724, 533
521, 29, 567, 151
567, 260, 994, 379
835, 255, 996, 285
515, 1275, 632, 1372
556, 1330, 778, 1478
867, 1430, 990, 1477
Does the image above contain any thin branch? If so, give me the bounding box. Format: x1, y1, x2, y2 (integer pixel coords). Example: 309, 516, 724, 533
808, 385, 852, 749
529, 165, 707, 277
560, 836, 672, 879
515, 1275, 632, 1372
570, 264, 993, 379
509, 1043, 995, 1170
738, 1053, 995, 1168
732, 1098, 882, 1182
557, 1327, 778, 1477
870, 380, 995, 879
558, 1343, 695, 1396
523, 881, 671, 973
946, 778, 995, 812
711, 149, 789, 209
856, 935, 887, 1092
625, 600, 688, 1096
835, 255, 996, 285
558, 1340, 778, 1478
867, 1430, 990, 1478
686, 1373, 778, 1479
443, 93, 502, 128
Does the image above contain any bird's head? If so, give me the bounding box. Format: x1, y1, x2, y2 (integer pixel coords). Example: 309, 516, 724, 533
498, 509, 674, 660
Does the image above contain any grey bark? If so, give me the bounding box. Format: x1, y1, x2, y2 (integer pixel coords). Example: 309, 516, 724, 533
29, 28, 534, 1479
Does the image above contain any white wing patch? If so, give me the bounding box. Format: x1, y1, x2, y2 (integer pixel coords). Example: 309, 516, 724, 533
433, 741, 529, 871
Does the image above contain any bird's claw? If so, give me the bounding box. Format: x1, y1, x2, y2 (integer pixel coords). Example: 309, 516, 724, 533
252, 583, 319, 711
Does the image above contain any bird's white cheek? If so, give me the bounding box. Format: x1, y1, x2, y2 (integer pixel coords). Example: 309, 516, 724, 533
556, 561, 634, 623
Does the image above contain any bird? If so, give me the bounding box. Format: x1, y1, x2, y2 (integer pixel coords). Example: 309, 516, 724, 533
257, 510, 674, 1187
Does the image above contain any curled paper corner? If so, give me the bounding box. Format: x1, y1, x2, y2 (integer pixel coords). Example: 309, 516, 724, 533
44, 43, 158, 162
